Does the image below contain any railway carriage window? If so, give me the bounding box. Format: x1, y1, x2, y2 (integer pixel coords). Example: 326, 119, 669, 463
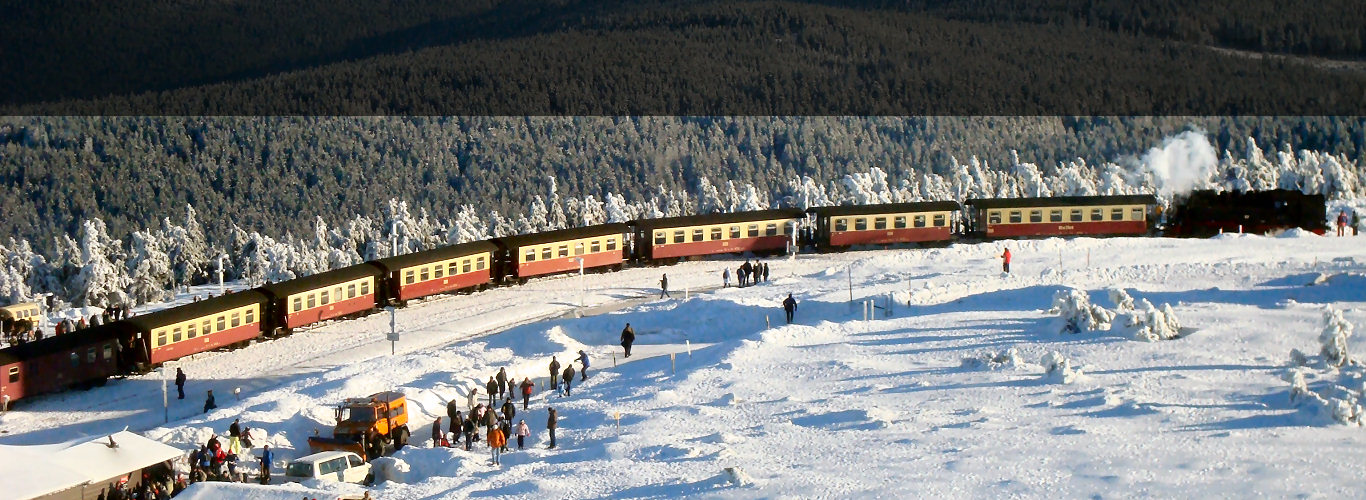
71, 352, 79, 367
692, 229, 704, 242
854, 218, 867, 231
246, 309, 255, 323
655, 232, 666, 245
674, 231, 685, 243
591, 241, 601, 253
361, 282, 370, 295
1131, 208, 1144, 220
742, 225, 754, 237
874, 218, 887, 230
477, 256, 486, 270
558, 246, 569, 257
1111, 208, 1124, 220
730, 226, 741, 238
1029, 210, 1043, 223
292, 297, 302, 312
711, 228, 722, 240
231, 313, 241, 328
463, 260, 471, 273
575, 243, 585, 256
433, 266, 443, 279
987, 211, 1002, 224
348, 284, 356, 298
542, 248, 552, 260
87, 347, 96, 363
894, 216, 907, 229
157, 331, 166, 347
934, 214, 946, 227
173, 327, 182, 342
606, 239, 617, 251
420, 268, 430, 281
8, 367, 18, 382
1049, 210, 1062, 222
307, 294, 316, 308
1070, 209, 1083, 222
448, 262, 458, 275
202, 320, 211, 334
1009, 211, 1022, 223
835, 219, 848, 231
320, 291, 330, 305
187, 323, 197, 339
1090, 208, 1103, 221
404, 271, 415, 285
335, 287, 342, 300
913, 215, 926, 228
765, 224, 778, 236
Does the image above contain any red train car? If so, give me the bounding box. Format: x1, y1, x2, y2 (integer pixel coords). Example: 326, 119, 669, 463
494, 224, 629, 283
808, 201, 960, 249
122, 291, 270, 366
0, 323, 125, 404
631, 210, 804, 261
371, 241, 498, 305
964, 195, 1157, 239
258, 264, 383, 332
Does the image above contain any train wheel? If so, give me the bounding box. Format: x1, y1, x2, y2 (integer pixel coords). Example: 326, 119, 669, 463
94, 376, 108, 387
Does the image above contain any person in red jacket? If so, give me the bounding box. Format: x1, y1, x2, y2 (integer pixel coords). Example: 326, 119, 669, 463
1338, 210, 1349, 237
1000, 248, 1011, 274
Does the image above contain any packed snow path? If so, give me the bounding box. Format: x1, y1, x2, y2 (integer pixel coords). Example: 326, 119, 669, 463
4, 233, 1366, 498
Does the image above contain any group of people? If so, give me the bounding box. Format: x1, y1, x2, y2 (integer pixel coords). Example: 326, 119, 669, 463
435, 356, 586, 466
2, 304, 135, 347
722, 260, 770, 288
96, 463, 181, 500
187, 418, 269, 485
547, 350, 591, 396
1337, 210, 1359, 237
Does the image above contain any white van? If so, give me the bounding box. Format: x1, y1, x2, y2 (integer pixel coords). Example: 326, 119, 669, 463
283, 451, 373, 485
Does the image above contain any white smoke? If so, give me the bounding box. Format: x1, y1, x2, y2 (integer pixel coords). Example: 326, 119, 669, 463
1139, 130, 1219, 197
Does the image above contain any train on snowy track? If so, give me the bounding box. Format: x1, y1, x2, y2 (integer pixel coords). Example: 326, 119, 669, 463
0, 190, 1327, 406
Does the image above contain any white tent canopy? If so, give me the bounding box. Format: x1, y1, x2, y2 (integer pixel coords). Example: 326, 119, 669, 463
0, 430, 185, 499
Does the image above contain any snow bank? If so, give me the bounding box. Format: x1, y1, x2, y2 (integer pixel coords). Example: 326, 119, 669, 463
960, 347, 1029, 370
1041, 351, 1084, 384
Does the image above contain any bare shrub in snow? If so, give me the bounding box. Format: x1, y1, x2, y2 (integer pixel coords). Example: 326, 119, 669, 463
961, 347, 1028, 370
1041, 351, 1083, 384
1288, 349, 1310, 367
1319, 307, 1354, 367
1112, 299, 1183, 342
1049, 288, 1113, 334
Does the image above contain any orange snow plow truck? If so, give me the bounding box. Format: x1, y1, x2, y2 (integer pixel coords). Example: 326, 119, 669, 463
307, 391, 411, 461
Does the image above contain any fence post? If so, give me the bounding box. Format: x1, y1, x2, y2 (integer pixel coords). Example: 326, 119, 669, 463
766, 315, 771, 329
670, 353, 676, 374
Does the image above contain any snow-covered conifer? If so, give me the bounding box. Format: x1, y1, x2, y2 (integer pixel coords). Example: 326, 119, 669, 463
1319, 307, 1354, 367
126, 230, 172, 304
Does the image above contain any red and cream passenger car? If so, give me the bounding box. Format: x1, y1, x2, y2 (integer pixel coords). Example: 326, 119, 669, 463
1, 323, 124, 403
259, 264, 382, 332
964, 195, 1158, 239
495, 224, 629, 282
808, 201, 960, 249
123, 291, 270, 365
371, 241, 498, 304
631, 210, 804, 261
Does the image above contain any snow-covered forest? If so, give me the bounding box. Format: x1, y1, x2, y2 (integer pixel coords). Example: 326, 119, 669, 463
0, 131, 1362, 311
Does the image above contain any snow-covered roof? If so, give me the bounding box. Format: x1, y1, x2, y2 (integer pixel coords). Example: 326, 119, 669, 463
0, 430, 185, 500
175, 481, 353, 500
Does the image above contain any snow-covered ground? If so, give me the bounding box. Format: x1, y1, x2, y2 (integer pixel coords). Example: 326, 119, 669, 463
4, 232, 1366, 498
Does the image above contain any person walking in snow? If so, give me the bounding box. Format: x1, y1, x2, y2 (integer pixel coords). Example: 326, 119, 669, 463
1339, 210, 1350, 237
466, 387, 479, 411
500, 419, 513, 452
496, 367, 509, 400
485, 376, 498, 406
547, 408, 559, 449
520, 377, 534, 410
487, 423, 507, 465
432, 417, 444, 447
549, 356, 561, 391
516, 419, 530, 450
463, 415, 476, 450
762, 262, 770, 282
175, 368, 187, 400
621, 323, 636, 358
203, 390, 217, 413
450, 410, 462, 436
783, 293, 797, 324
576, 350, 590, 380
447, 398, 460, 422
659, 274, 671, 298
501, 398, 516, 423
1000, 248, 1012, 274
562, 365, 575, 397
723, 268, 730, 288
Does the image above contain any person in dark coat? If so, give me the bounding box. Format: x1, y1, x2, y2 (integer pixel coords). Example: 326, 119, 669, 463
741, 260, 754, 286
783, 293, 797, 324
575, 350, 589, 380
203, 390, 217, 413
450, 410, 462, 435
432, 417, 444, 447
547, 407, 559, 449
763, 262, 770, 282
620, 323, 636, 358
549, 356, 561, 390
659, 274, 671, 298
175, 368, 187, 400
499, 419, 513, 452
737, 265, 747, 287
462, 415, 476, 450
447, 399, 459, 422
562, 366, 574, 396
501, 399, 516, 423
496, 368, 508, 400
519, 377, 534, 410
484, 404, 499, 428
485, 377, 498, 406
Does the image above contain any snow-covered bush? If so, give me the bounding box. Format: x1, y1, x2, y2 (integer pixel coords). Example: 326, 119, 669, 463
1049, 288, 1114, 334
1112, 299, 1183, 342
960, 347, 1028, 370
1041, 351, 1083, 384
1283, 368, 1365, 426
1319, 307, 1354, 367
1108, 288, 1135, 312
